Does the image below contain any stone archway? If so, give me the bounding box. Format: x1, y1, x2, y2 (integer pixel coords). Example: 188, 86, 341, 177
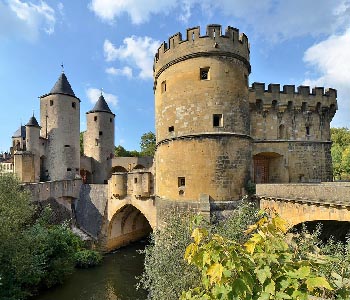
253, 152, 285, 183
107, 204, 152, 251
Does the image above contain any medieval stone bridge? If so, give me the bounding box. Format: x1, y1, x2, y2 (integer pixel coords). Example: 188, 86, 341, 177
256, 182, 350, 226
25, 179, 350, 251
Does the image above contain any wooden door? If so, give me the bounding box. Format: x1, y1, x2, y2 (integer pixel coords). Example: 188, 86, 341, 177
254, 158, 269, 183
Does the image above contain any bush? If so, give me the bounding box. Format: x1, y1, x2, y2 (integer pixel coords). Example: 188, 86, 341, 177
75, 250, 102, 268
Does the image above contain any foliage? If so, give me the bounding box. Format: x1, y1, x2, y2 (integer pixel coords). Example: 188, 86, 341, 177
80, 131, 85, 156
0, 174, 92, 300
138, 201, 259, 300
114, 145, 140, 157
75, 249, 103, 268
182, 213, 339, 300
140, 131, 156, 157
331, 127, 350, 180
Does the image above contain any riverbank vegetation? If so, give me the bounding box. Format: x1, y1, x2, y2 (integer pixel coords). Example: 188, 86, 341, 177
331, 127, 350, 180
140, 202, 350, 299
0, 174, 101, 300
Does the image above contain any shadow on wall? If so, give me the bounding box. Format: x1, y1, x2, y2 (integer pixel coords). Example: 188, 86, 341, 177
75, 184, 108, 238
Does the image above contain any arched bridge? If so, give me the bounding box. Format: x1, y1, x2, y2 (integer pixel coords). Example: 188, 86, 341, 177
256, 182, 350, 226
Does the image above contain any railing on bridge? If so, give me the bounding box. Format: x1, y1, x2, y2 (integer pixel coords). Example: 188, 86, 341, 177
256, 182, 350, 207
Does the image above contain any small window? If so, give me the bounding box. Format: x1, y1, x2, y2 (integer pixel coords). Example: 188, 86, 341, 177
200, 67, 210, 80
75, 168, 79, 171
99, 131, 103, 136
64, 145, 70, 147
168, 126, 174, 132
94, 116, 97, 121
244, 74, 248, 87
161, 80, 167, 93
50, 100, 53, 106
178, 177, 185, 187
95, 139, 99, 146
110, 118, 112, 123
134, 178, 138, 184
306, 126, 310, 136
213, 114, 223, 127
72, 102, 76, 109
67, 168, 71, 171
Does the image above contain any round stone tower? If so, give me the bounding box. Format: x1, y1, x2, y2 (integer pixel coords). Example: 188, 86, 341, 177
154, 24, 252, 202
25, 114, 40, 182
84, 94, 115, 184
40, 72, 80, 181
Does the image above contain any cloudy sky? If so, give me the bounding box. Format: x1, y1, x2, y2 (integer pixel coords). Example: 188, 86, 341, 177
1, 0, 350, 152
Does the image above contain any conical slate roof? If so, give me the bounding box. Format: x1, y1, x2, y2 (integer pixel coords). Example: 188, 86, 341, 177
26, 115, 40, 127
88, 94, 113, 114
12, 126, 26, 138
50, 73, 76, 97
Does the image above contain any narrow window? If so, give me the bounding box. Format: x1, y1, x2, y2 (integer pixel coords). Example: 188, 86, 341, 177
94, 116, 97, 121
178, 177, 185, 187
306, 126, 310, 136
50, 100, 53, 106
64, 145, 70, 147
99, 131, 103, 136
110, 118, 112, 123
213, 114, 223, 127
161, 80, 167, 93
134, 177, 138, 184
72, 102, 76, 109
192, 32, 195, 41
67, 168, 71, 171
278, 124, 285, 139
168, 126, 174, 132
95, 139, 99, 146
200, 67, 210, 80
244, 74, 248, 87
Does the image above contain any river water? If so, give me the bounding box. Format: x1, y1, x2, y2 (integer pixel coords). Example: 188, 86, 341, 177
34, 241, 148, 300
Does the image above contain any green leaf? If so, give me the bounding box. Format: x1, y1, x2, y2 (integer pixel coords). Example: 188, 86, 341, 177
306, 276, 333, 291
191, 228, 207, 244
257, 292, 270, 300
256, 266, 271, 285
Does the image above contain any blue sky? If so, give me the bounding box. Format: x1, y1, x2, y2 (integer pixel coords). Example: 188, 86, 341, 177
1, 0, 350, 152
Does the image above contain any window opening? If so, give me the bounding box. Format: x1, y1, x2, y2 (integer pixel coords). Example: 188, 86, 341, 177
134, 178, 138, 184
50, 100, 53, 106
168, 126, 174, 132
161, 80, 167, 93
99, 131, 103, 136
95, 139, 99, 146
94, 116, 97, 121
64, 145, 70, 147
67, 168, 71, 171
72, 102, 76, 109
200, 67, 210, 80
213, 114, 223, 127
178, 177, 185, 187
306, 126, 310, 136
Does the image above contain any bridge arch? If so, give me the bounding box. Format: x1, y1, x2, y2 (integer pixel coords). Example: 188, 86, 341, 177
107, 204, 152, 251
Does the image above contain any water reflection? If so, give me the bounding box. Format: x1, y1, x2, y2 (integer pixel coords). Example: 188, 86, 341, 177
33, 241, 148, 300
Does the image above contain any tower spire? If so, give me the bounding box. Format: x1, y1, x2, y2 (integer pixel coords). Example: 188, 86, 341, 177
61, 62, 64, 73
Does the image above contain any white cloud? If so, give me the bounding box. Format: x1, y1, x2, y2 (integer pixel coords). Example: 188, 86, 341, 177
86, 88, 118, 107
91, 0, 350, 41
0, 0, 56, 41
303, 28, 350, 127
104, 36, 160, 79
106, 66, 133, 78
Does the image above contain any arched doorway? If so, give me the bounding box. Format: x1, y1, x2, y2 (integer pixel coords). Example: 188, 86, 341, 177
253, 152, 284, 183
107, 204, 152, 251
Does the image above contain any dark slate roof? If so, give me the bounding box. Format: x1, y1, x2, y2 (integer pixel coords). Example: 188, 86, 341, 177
26, 115, 40, 127
12, 126, 26, 138
88, 94, 114, 115
50, 73, 76, 97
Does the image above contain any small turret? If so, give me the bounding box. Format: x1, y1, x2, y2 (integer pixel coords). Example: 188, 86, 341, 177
25, 114, 40, 181
84, 93, 115, 184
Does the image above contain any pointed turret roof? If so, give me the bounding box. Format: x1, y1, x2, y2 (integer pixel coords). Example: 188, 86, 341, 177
87, 94, 114, 115
26, 115, 40, 127
50, 72, 76, 96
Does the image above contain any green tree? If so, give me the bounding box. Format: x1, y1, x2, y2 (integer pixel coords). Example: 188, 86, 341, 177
331, 127, 350, 180
114, 145, 140, 157
182, 214, 338, 300
140, 131, 156, 157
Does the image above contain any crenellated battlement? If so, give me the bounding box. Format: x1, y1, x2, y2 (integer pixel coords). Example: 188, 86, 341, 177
154, 24, 250, 79
249, 82, 337, 114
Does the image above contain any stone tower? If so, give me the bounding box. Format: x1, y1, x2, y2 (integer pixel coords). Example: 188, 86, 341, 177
84, 94, 115, 184
154, 24, 251, 203
40, 72, 80, 181
25, 115, 40, 182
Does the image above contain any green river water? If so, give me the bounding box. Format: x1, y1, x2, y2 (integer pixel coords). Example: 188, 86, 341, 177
33, 241, 148, 300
